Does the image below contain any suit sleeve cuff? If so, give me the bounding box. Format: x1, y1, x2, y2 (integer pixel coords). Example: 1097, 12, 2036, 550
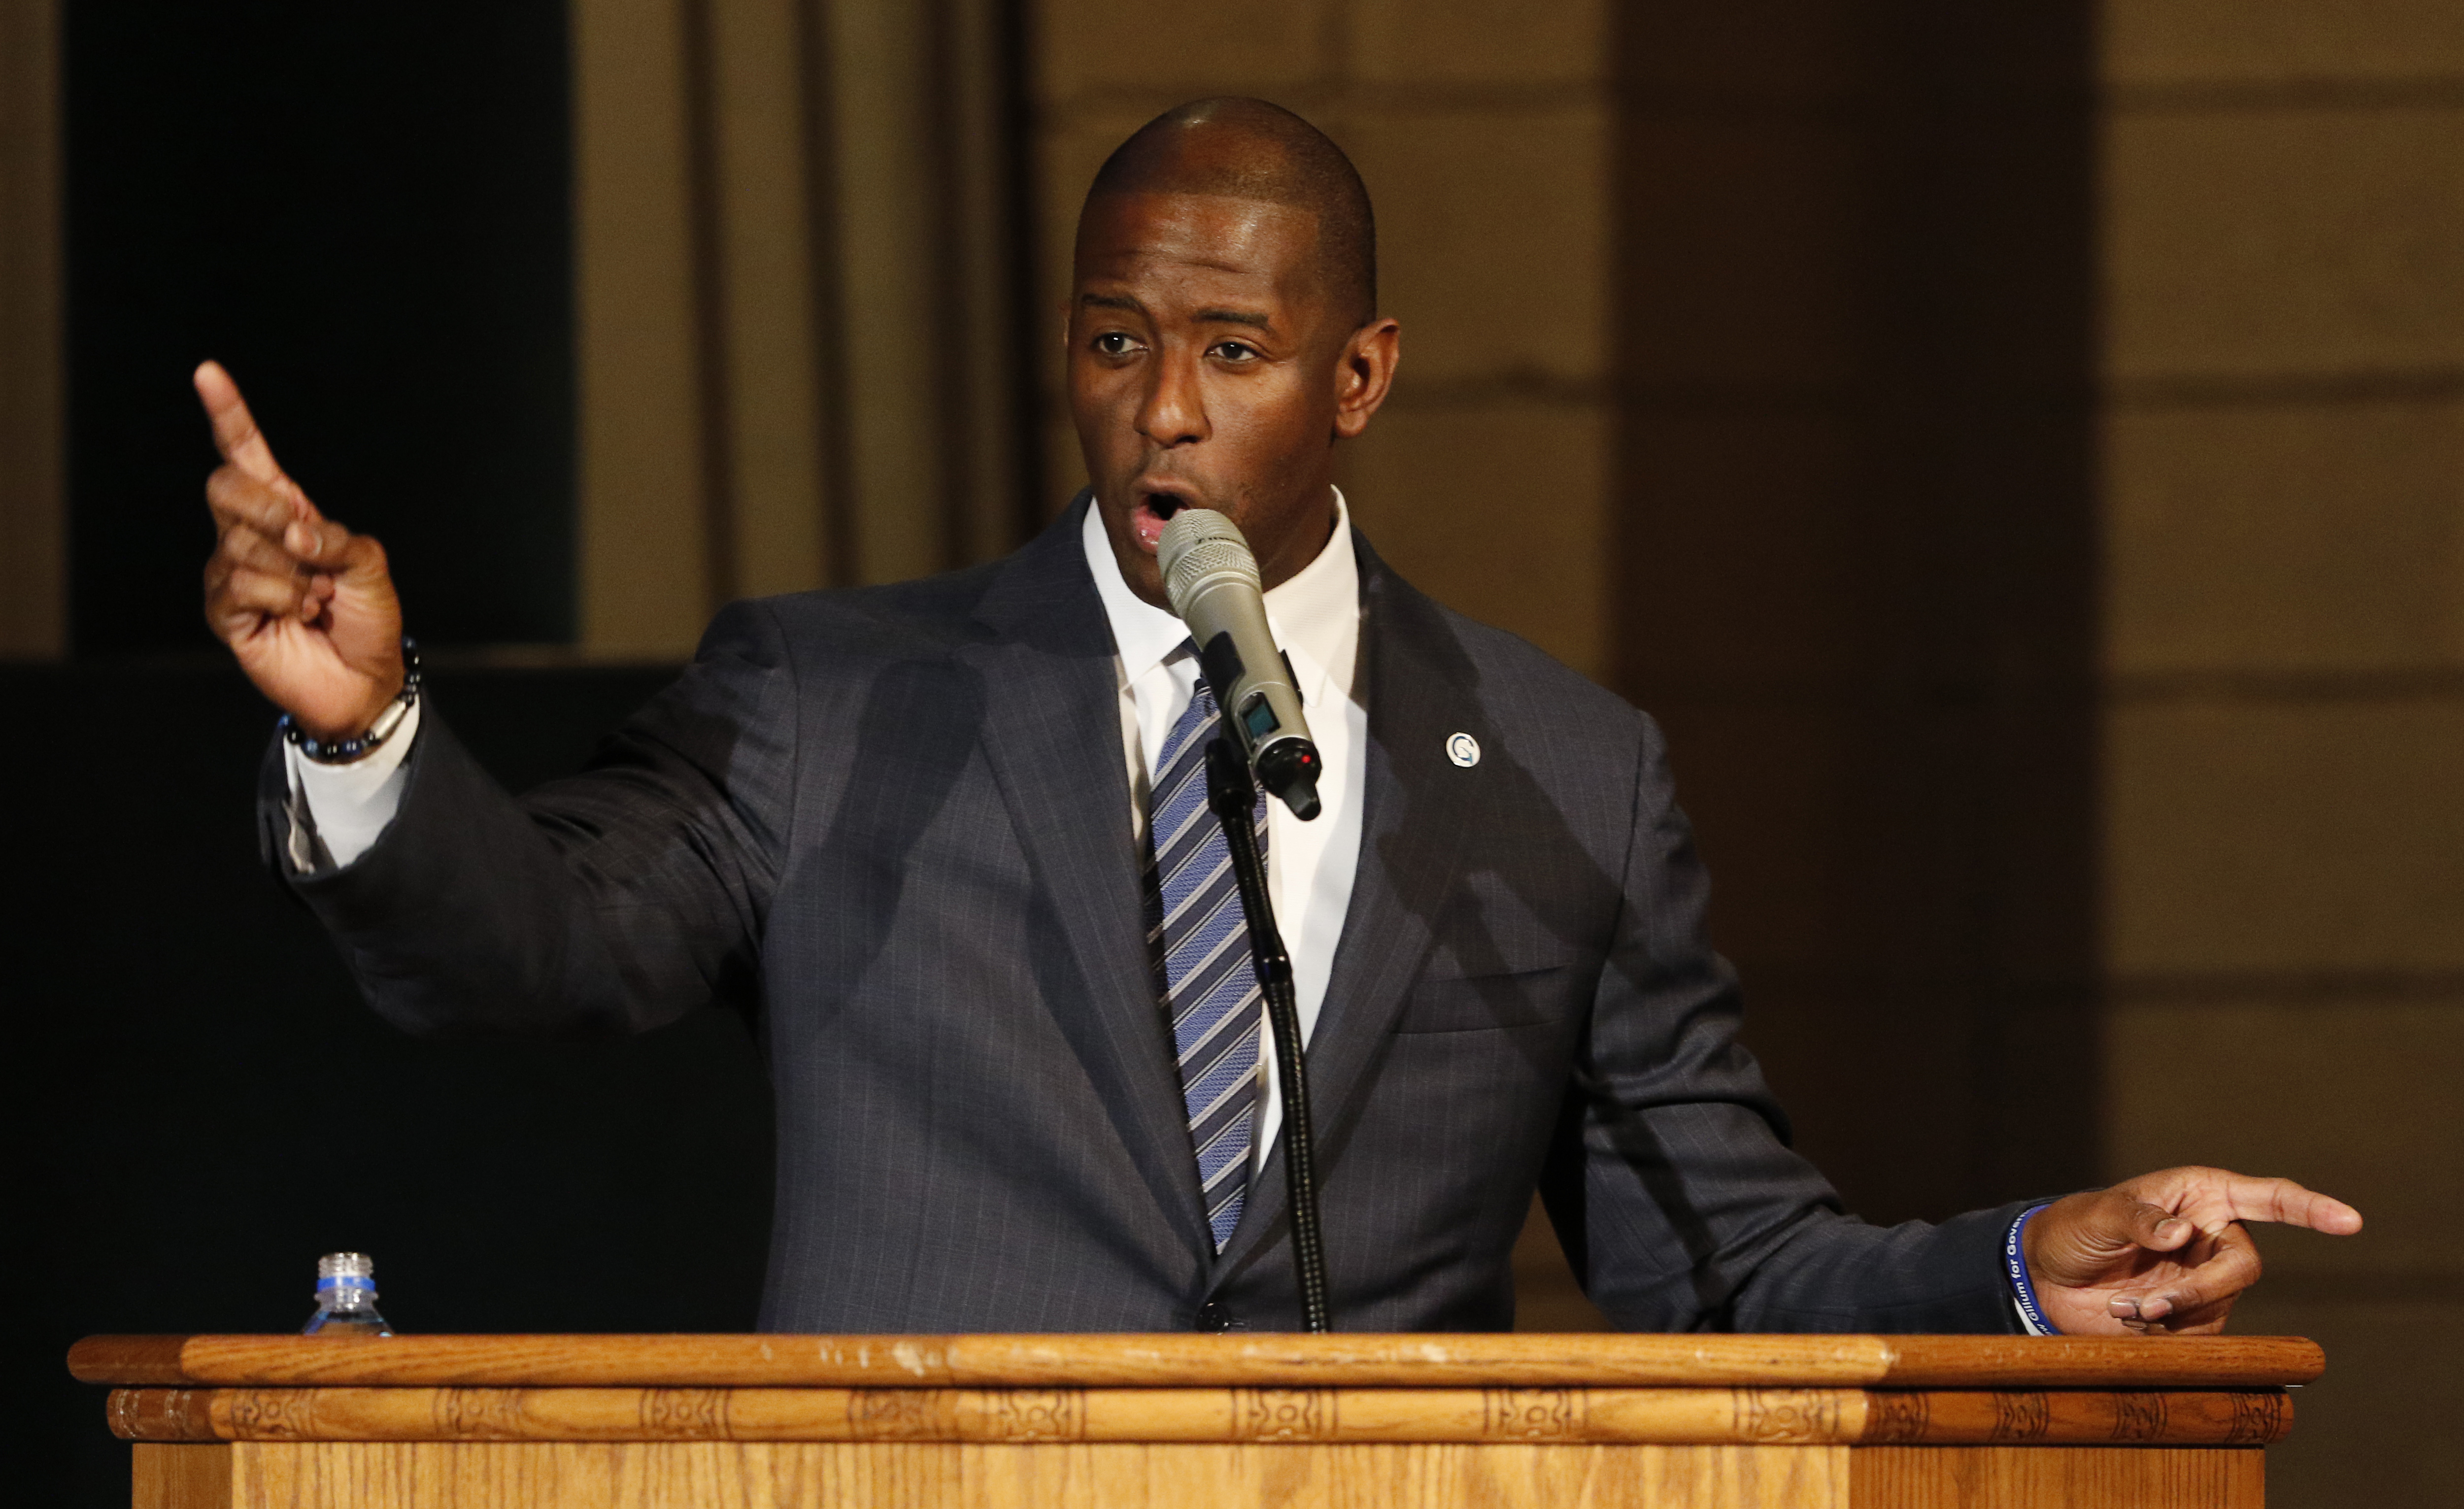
284, 695, 421, 871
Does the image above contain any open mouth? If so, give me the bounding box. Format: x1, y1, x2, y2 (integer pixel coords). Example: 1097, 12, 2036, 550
1130, 487, 1197, 553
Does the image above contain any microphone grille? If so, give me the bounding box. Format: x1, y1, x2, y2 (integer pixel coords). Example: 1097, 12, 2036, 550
1158, 508, 1259, 618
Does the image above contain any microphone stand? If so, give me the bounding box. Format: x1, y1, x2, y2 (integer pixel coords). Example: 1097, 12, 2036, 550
1203, 735, 1332, 1333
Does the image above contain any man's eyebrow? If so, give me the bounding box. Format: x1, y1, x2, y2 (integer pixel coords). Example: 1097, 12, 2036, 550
1080, 293, 1273, 332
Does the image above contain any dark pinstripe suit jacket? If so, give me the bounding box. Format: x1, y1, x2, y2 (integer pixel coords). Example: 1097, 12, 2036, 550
267, 499, 2027, 1334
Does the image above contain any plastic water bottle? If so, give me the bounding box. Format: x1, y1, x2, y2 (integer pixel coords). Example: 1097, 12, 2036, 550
303, 1252, 394, 1338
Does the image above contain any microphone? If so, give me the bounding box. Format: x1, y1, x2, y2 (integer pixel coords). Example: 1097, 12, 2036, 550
1158, 509, 1323, 821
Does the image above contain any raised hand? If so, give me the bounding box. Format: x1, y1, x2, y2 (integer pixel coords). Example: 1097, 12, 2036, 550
197, 361, 405, 739
2024, 1166, 2363, 1335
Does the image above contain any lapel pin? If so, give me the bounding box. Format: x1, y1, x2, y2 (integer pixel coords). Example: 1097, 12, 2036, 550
1446, 732, 1481, 768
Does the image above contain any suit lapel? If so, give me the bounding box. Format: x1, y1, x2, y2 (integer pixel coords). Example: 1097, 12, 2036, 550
1212, 535, 1479, 1280
964, 500, 1215, 1254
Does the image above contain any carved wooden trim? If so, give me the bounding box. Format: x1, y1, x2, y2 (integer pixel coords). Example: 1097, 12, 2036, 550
989, 1390, 1086, 1442
844, 1389, 954, 1441
1482, 1388, 1586, 1442
1863, 1391, 1930, 1444
638, 1388, 729, 1440
432, 1387, 542, 1440
2110, 1391, 2168, 1442
1233, 1388, 1332, 1442
106, 1388, 216, 1441
220, 1389, 317, 1440
2227, 1391, 2291, 1445
1991, 1392, 2053, 1442
98, 1384, 2298, 1446
1856, 1389, 2293, 1446
1732, 1389, 1839, 1443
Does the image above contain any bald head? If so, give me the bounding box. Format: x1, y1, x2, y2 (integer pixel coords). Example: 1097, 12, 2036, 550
1082, 98, 1377, 327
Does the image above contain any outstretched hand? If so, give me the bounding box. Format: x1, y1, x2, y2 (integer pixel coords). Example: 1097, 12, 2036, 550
196, 361, 405, 738
2024, 1166, 2362, 1335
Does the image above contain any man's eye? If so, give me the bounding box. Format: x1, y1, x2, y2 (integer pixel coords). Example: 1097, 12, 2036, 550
1211, 341, 1259, 362
1093, 332, 1139, 356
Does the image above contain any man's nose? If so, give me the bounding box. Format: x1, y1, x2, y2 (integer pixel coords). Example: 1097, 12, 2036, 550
1137, 347, 1209, 448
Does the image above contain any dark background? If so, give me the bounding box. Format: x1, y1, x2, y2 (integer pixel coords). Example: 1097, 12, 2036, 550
1, 665, 775, 1505
65, 0, 574, 652
10, 6, 776, 1504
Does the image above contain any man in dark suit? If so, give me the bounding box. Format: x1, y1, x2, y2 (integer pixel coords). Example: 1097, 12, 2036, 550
195, 98, 2357, 1335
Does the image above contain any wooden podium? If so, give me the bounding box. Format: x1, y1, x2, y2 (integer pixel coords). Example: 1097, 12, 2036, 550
72, 1332, 2320, 1508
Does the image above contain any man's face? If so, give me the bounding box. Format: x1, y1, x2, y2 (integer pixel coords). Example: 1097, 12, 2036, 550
1068, 191, 1392, 607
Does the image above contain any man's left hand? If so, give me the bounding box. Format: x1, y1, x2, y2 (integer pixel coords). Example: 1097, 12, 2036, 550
2023, 1167, 2363, 1335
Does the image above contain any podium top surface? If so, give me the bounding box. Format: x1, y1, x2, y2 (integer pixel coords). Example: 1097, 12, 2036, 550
69, 1332, 2324, 1391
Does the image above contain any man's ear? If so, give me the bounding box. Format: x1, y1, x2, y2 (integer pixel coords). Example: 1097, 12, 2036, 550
1332, 318, 1402, 439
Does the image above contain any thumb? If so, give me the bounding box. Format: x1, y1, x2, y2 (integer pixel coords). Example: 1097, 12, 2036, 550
2028, 1189, 2192, 1286
281, 518, 401, 672
2121, 1198, 2196, 1255
325, 533, 397, 618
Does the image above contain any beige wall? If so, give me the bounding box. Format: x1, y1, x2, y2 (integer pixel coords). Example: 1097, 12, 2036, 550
1027, 0, 1613, 680
574, 0, 718, 656
574, 0, 1032, 656
2096, 3, 2464, 1500
0, 0, 63, 659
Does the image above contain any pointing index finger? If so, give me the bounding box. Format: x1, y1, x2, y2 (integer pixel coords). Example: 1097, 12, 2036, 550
194, 360, 286, 485
2218, 1175, 2363, 1236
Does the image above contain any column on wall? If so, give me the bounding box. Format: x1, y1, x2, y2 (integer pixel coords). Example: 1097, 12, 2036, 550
573, 0, 1035, 657
1612, 2, 2102, 1224
2093, 6, 2464, 1501
0, 0, 63, 659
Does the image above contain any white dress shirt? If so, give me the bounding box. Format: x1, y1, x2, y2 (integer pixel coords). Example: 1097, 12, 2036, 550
1079, 492, 1367, 1180
284, 696, 421, 871
291, 493, 1370, 1183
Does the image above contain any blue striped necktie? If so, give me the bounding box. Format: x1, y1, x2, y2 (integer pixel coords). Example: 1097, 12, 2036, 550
1145, 670, 1268, 1251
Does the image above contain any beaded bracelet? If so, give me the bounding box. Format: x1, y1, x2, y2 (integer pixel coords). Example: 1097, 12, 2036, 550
279, 638, 423, 765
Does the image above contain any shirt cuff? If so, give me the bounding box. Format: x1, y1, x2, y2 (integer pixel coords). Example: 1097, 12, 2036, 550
283, 695, 420, 871
2005, 1203, 2060, 1336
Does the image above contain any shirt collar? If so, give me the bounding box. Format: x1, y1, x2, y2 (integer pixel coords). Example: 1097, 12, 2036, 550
1081, 489, 1360, 702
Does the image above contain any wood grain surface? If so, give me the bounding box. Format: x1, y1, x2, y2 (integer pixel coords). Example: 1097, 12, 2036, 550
103, 1384, 2292, 1447
221, 1441, 1854, 1509
181, 1441, 2265, 1509
132, 1443, 231, 1509
68, 1333, 2327, 1390
1849, 1445, 2264, 1509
